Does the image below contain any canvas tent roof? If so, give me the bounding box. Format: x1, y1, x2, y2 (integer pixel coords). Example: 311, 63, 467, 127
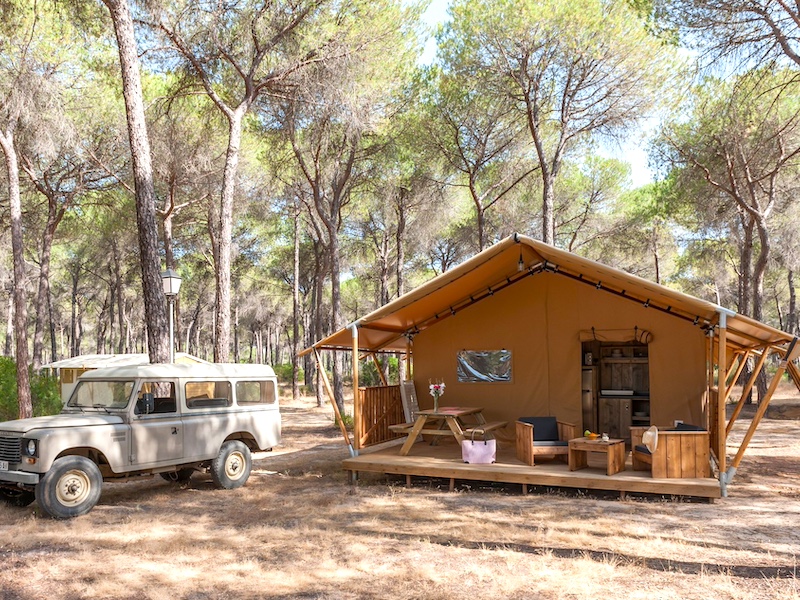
305, 234, 794, 356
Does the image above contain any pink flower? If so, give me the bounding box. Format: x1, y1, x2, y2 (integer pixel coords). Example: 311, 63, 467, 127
429, 382, 446, 397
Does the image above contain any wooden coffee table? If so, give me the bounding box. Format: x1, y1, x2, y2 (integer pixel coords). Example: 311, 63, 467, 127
568, 438, 626, 476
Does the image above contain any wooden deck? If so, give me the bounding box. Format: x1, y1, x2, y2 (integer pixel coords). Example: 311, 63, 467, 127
343, 438, 721, 499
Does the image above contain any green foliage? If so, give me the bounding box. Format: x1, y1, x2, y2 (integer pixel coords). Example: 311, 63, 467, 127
30, 372, 63, 417
273, 363, 304, 384
0, 358, 63, 422
335, 412, 354, 431
0, 359, 16, 421
358, 356, 400, 387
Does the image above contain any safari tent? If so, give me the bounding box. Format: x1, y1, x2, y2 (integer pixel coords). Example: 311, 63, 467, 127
304, 234, 800, 498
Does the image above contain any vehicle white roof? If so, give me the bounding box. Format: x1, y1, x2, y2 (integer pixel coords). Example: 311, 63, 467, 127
43, 353, 211, 369
78, 362, 276, 380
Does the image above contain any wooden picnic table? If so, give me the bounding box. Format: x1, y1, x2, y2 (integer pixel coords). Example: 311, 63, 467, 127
398, 406, 506, 456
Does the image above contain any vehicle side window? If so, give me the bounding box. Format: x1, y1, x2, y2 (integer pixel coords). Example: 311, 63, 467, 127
137, 381, 177, 414
185, 381, 232, 409
236, 380, 276, 405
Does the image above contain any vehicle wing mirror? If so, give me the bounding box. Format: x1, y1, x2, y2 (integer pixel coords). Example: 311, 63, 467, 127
137, 393, 155, 415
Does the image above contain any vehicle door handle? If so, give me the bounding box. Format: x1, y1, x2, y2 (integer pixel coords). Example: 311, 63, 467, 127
172, 427, 178, 434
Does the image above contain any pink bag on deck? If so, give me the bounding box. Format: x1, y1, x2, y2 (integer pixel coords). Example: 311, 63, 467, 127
461, 434, 497, 464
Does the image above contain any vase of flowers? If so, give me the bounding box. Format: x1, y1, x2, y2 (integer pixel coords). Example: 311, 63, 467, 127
429, 380, 446, 412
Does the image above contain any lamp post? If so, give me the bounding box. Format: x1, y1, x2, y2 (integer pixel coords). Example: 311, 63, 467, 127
161, 269, 182, 363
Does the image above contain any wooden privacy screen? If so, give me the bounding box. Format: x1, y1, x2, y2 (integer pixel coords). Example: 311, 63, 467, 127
356, 385, 405, 447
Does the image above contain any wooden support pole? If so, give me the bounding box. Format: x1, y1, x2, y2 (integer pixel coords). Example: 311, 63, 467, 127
706, 332, 714, 402
787, 360, 800, 394
729, 339, 799, 469
352, 325, 361, 451
725, 349, 769, 437
371, 353, 388, 386
405, 337, 412, 381
716, 314, 728, 474
723, 350, 750, 405
706, 330, 717, 464
314, 347, 353, 453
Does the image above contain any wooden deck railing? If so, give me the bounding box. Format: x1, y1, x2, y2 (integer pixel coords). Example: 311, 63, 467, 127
356, 385, 404, 448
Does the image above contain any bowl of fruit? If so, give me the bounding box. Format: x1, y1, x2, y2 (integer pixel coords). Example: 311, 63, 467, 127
583, 430, 599, 440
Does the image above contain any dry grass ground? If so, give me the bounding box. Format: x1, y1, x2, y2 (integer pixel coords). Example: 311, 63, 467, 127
1, 387, 799, 599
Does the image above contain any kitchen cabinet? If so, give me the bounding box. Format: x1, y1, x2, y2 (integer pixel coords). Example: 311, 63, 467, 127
598, 344, 649, 441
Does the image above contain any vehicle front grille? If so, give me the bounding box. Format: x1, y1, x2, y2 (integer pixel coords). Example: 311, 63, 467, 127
0, 435, 21, 463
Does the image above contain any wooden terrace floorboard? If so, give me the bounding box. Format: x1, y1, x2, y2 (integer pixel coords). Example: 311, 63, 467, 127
343, 438, 721, 499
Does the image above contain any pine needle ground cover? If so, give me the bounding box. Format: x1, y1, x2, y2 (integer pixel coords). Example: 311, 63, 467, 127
1, 390, 798, 600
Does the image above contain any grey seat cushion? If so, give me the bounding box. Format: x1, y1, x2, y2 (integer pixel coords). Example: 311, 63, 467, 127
674, 423, 705, 432
634, 444, 651, 455
532, 440, 568, 447
518, 416, 559, 441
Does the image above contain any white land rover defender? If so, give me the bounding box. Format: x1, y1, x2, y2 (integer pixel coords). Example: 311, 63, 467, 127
0, 363, 280, 518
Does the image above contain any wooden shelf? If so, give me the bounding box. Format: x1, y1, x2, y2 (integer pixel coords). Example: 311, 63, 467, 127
601, 358, 649, 364
598, 343, 650, 440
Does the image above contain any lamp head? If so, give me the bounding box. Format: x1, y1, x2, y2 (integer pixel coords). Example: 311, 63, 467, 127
161, 269, 182, 296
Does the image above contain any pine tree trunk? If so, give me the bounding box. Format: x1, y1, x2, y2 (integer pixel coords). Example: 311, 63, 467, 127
292, 200, 301, 401
328, 229, 344, 414
233, 305, 240, 364
48, 290, 57, 362
112, 240, 127, 353
32, 209, 58, 369
103, 0, 169, 364
396, 198, 406, 297
753, 219, 770, 403
213, 108, 246, 363
0, 131, 32, 418
788, 270, 797, 335
4, 298, 12, 357
541, 173, 556, 245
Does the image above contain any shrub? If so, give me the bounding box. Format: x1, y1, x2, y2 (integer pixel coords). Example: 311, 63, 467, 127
273, 362, 304, 384
0, 357, 63, 422
30, 371, 62, 417
336, 412, 354, 431
358, 356, 400, 387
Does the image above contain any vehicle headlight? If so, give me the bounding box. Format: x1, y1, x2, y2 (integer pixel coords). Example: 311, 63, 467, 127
24, 439, 37, 456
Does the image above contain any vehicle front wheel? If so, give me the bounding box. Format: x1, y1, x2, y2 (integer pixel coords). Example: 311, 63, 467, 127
160, 468, 194, 483
35, 456, 102, 519
0, 487, 36, 507
210, 440, 251, 490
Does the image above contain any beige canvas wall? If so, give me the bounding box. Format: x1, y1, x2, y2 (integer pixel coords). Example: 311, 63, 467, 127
412, 272, 708, 439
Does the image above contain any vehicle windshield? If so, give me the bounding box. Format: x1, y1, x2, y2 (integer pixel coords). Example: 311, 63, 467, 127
67, 380, 135, 409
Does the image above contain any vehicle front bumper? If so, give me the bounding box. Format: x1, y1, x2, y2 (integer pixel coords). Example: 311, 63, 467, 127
0, 469, 40, 485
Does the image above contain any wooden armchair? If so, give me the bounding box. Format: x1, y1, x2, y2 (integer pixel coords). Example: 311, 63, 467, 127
631, 424, 711, 478
515, 416, 576, 466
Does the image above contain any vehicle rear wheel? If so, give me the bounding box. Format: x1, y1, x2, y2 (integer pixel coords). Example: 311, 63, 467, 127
160, 468, 194, 483
0, 487, 36, 507
35, 456, 102, 519
210, 440, 251, 489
